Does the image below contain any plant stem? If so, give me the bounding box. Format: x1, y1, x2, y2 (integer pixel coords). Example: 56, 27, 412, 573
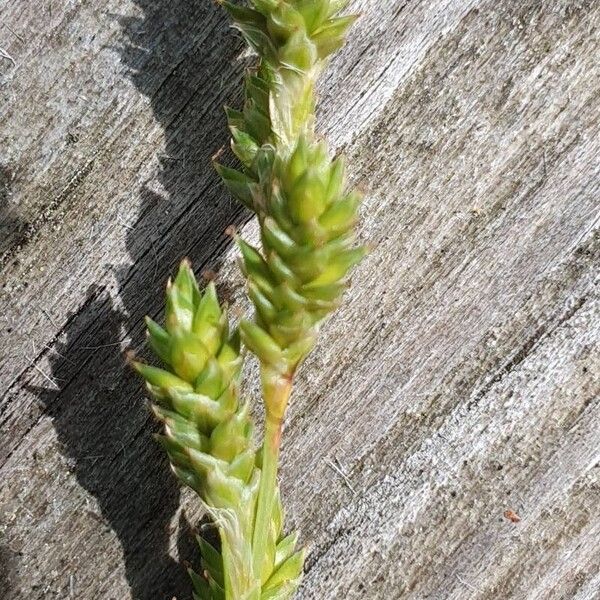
253, 375, 292, 579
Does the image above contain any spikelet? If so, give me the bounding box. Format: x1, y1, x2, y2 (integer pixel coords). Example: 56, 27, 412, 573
215, 0, 364, 417
132, 260, 304, 599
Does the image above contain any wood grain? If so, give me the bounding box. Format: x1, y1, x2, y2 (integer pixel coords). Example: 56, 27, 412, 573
1, 0, 598, 599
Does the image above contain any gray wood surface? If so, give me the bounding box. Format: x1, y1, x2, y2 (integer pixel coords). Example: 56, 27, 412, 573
1, 0, 599, 598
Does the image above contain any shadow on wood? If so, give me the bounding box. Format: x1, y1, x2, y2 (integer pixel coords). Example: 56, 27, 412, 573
0, 538, 17, 597
0, 163, 25, 260
30, 0, 246, 597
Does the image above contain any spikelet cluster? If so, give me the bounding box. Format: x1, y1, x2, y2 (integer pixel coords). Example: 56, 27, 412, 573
132, 261, 304, 599
216, 0, 364, 414
132, 1, 361, 597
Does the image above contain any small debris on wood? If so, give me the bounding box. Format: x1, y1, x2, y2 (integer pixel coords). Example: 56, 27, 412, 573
40, 308, 58, 328
504, 509, 521, 523
0, 46, 16, 66
3, 24, 25, 43
324, 457, 356, 495
24, 354, 60, 390
456, 573, 479, 592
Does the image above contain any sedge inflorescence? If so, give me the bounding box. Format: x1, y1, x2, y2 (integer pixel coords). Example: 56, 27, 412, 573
132, 2, 363, 598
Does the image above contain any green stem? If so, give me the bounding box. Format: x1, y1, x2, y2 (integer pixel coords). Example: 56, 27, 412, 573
252, 375, 292, 580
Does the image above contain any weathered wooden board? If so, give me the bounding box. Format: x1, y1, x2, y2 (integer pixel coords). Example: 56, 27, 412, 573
1, 0, 599, 599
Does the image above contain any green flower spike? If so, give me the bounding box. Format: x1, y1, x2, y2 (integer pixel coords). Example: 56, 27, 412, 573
132, 260, 304, 600
215, 0, 365, 590
133, 2, 362, 598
